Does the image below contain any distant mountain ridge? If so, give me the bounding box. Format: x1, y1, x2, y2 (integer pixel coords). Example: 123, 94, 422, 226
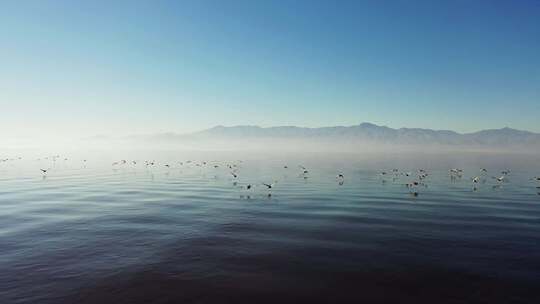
188, 123, 540, 147
120, 123, 540, 150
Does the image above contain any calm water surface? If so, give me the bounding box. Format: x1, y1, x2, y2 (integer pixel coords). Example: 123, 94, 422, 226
1, 152, 540, 303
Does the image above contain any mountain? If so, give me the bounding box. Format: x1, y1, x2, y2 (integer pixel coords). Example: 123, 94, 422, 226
124, 123, 540, 151
191, 123, 539, 145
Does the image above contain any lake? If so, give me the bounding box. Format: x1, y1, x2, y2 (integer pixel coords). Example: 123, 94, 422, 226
1, 151, 540, 303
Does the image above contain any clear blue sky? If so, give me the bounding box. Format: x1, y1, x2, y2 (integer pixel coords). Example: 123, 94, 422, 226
1, 0, 539, 138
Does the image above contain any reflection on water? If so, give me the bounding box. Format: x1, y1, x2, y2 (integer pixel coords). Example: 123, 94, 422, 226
1, 152, 540, 303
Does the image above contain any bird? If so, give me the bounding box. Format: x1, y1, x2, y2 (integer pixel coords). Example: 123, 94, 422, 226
40, 169, 48, 174
493, 175, 505, 183
337, 174, 345, 185
418, 173, 429, 180
262, 182, 277, 189
472, 176, 481, 183
230, 172, 238, 178
449, 169, 463, 175
404, 180, 421, 196
406, 181, 420, 187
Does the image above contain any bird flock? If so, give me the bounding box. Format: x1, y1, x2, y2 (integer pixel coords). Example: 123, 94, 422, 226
2, 155, 540, 198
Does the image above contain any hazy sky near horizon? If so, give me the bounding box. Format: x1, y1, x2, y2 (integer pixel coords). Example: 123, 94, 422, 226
1, 0, 539, 139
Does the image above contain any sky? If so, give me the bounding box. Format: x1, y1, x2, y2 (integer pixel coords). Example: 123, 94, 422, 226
1, 0, 539, 140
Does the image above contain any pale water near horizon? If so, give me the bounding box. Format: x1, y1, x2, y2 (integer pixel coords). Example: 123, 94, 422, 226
1, 151, 540, 303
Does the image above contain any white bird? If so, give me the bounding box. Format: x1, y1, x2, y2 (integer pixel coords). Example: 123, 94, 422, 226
337, 174, 345, 185
418, 173, 429, 180
493, 175, 505, 183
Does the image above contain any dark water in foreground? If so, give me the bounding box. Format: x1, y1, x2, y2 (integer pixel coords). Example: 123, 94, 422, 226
1, 152, 540, 303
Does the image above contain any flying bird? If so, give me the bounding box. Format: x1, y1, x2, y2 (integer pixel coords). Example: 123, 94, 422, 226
262, 182, 277, 189
493, 175, 505, 183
